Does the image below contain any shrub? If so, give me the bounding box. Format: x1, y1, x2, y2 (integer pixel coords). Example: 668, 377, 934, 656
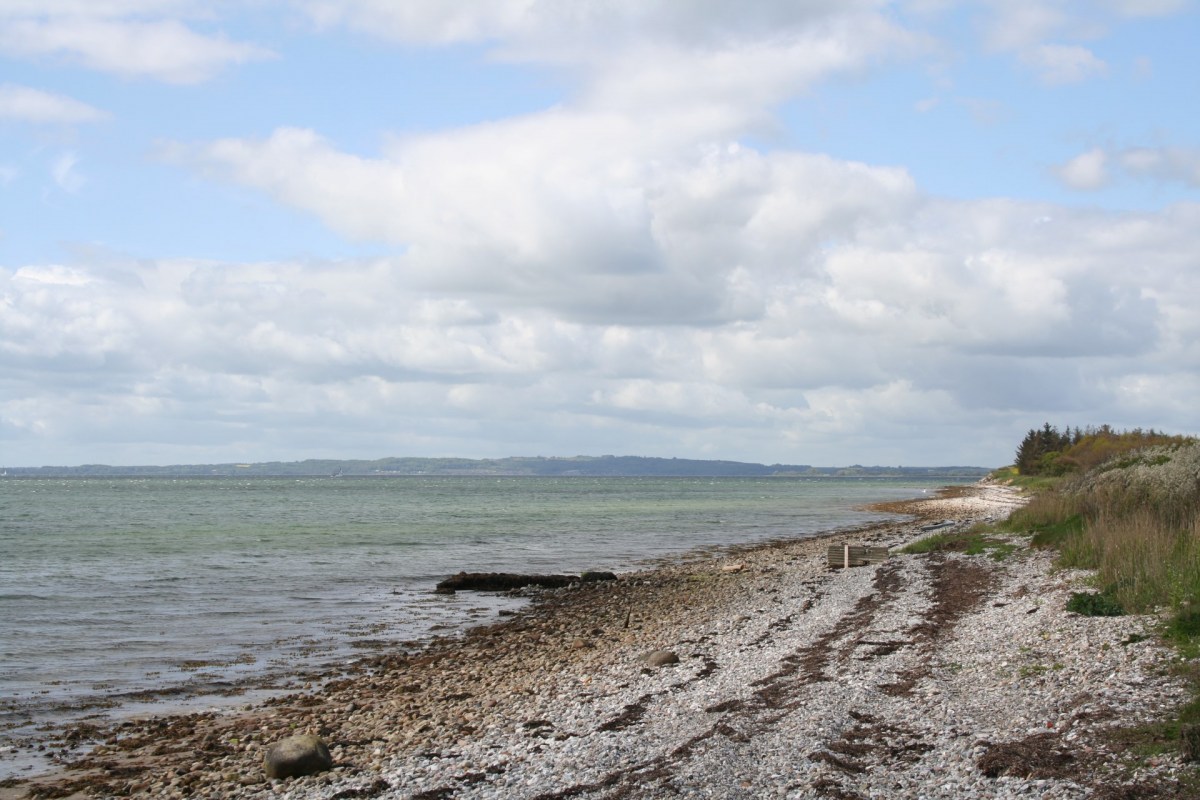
1066, 591, 1125, 617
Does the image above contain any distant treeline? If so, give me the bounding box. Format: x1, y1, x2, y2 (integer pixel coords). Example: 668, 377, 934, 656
2, 455, 991, 479
1015, 423, 1195, 476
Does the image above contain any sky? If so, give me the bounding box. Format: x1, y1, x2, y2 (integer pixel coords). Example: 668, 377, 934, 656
1, 1, 1198, 469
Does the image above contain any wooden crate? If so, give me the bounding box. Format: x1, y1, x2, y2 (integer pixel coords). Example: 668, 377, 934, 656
827, 544, 889, 569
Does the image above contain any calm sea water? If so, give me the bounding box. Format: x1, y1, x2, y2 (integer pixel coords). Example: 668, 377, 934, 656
0, 475, 950, 745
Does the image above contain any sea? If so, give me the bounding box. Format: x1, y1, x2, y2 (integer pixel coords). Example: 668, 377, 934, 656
0, 474, 958, 770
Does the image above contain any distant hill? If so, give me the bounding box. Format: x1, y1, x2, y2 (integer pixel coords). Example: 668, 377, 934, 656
2, 455, 991, 479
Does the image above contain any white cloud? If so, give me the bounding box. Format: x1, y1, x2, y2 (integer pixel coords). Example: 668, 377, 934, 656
0, 83, 107, 123
4, 1, 1198, 466
1120, 146, 1200, 187
299, 1, 887, 49
975, 1, 1188, 84
1018, 43, 1108, 84
174, 126, 916, 325
4, 194, 1197, 466
1054, 144, 1200, 189
1055, 147, 1110, 189
1102, 0, 1190, 16
980, 2, 1069, 52
0, 6, 273, 83
50, 151, 84, 193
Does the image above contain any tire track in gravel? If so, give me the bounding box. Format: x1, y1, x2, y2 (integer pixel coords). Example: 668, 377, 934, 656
538, 554, 1000, 799
809, 554, 999, 799
526, 560, 919, 799
421, 553, 996, 800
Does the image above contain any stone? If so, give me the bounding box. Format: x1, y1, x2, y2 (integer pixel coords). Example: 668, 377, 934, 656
721, 563, 745, 574
643, 650, 680, 667
435, 572, 577, 592
263, 733, 333, 779
580, 571, 618, 582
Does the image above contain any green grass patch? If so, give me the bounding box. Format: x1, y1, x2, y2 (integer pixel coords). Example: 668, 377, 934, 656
1066, 591, 1125, 617
1026, 514, 1085, 549
1005, 473, 1065, 493
901, 527, 1019, 561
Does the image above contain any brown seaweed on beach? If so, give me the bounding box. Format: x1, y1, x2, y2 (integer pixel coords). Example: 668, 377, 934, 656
976, 732, 1074, 779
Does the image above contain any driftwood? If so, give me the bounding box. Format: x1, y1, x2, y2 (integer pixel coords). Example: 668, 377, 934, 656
435, 571, 617, 593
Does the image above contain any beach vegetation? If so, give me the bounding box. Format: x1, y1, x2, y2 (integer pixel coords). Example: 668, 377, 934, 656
1001, 433, 1200, 765
900, 526, 1018, 560
1013, 423, 1193, 477
1065, 591, 1125, 617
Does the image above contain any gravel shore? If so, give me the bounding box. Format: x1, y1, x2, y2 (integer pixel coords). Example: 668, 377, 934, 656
4, 481, 1196, 799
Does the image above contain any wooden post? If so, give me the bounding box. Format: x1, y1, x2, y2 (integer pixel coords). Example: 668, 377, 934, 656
843, 544, 850, 569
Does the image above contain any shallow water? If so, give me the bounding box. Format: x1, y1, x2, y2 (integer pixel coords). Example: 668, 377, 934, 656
0, 475, 948, 746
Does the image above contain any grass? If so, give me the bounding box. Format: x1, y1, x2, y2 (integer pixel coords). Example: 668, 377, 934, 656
996, 442, 1200, 767
995, 469, 1065, 494
1000, 492, 1086, 548
901, 526, 1019, 561
1065, 591, 1125, 617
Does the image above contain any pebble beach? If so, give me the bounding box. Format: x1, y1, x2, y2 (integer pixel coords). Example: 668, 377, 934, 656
4, 481, 1195, 799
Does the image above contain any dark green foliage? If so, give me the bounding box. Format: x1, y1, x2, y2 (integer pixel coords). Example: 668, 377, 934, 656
1066, 591, 1125, 617
1183, 725, 1200, 762
1015, 423, 1074, 475
1169, 604, 1200, 639
1013, 423, 1193, 476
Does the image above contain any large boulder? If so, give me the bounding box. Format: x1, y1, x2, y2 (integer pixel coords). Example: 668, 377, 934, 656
263, 733, 333, 779
580, 570, 617, 582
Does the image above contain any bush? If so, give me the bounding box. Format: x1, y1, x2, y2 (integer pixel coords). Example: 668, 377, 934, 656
1066, 591, 1125, 617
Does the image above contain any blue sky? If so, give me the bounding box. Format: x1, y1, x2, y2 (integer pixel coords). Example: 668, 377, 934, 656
2, 1, 1199, 468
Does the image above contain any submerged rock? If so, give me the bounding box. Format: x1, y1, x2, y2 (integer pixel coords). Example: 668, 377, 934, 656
263, 733, 333, 779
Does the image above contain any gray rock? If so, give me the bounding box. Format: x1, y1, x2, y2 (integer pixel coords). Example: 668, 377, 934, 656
643, 650, 680, 667
263, 733, 333, 779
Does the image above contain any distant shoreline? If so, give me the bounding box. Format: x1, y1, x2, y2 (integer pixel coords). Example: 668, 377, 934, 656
0, 454, 993, 479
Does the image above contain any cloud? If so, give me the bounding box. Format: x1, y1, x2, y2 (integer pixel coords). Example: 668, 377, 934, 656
1055, 147, 1110, 189
299, 1, 890, 48
157, 4, 931, 330
4, 194, 1197, 465
1120, 146, 1200, 187
980, 2, 1070, 52
50, 151, 84, 193
1056, 144, 1200, 189
0, 83, 107, 123
1018, 43, 1108, 84
975, 1, 1189, 85
1101, 0, 1190, 16
172, 126, 916, 325
4, 1, 1198, 466
0, 6, 273, 83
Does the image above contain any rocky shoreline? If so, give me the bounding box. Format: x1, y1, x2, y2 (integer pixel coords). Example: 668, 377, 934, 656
3, 481, 1195, 799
